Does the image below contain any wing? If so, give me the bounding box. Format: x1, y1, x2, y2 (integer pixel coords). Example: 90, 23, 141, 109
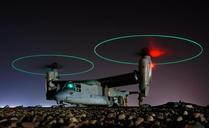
97, 71, 139, 87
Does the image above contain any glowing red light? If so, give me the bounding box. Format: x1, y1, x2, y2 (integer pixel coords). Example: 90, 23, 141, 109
151, 63, 155, 68
150, 49, 165, 57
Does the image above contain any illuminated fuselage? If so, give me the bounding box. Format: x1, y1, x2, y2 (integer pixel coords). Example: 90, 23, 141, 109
45, 54, 152, 106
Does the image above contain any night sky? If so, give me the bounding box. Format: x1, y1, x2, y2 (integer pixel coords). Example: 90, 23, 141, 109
0, 1, 209, 107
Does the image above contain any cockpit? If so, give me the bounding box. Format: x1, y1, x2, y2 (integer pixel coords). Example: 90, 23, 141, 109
65, 82, 81, 92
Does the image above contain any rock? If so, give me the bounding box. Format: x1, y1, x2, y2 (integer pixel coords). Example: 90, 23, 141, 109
157, 113, 164, 120
107, 113, 114, 118
193, 113, 201, 118
67, 112, 73, 118
184, 121, 205, 128
147, 115, 154, 122
68, 123, 77, 128
10, 117, 18, 127
128, 115, 133, 120
49, 119, 57, 125
135, 117, 144, 126
21, 122, 37, 128
177, 116, 183, 122
70, 117, 78, 123
81, 113, 86, 118
185, 105, 193, 109
47, 115, 53, 120
118, 113, 126, 120
10, 117, 18, 121
200, 116, 207, 123
89, 119, 97, 125
183, 111, 189, 116
166, 118, 172, 122
0, 119, 8, 123
58, 118, 64, 124
151, 113, 156, 117
152, 121, 160, 127
128, 120, 134, 127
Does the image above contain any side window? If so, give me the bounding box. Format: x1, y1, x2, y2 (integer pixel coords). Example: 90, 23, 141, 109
75, 83, 81, 92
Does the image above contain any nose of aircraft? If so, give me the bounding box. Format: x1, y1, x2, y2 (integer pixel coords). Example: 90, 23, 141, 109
55, 91, 70, 102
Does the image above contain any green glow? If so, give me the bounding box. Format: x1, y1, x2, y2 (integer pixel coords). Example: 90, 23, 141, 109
11, 54, 94, 76
94, 34, 204, 65
67, 83, 74, 88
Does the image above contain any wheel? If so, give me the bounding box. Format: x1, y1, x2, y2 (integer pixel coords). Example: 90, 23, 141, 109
112, 103, 119, 107
57, 100, 63, 105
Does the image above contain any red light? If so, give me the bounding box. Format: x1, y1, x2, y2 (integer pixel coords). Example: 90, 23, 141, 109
151, 63, 155, 68
150, 49, 165, 57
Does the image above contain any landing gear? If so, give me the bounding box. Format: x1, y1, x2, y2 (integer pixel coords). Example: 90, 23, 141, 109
57, 100, 63, 105
110, 96, 125, 107
138, 93, 145, 106
118, 96, 125, 106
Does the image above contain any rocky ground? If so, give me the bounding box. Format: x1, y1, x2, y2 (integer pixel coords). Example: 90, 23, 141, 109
0, 102, 208, 128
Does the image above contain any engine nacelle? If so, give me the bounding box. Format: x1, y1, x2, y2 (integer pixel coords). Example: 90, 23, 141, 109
45, 69, 59, 100
138, 54, 152, 104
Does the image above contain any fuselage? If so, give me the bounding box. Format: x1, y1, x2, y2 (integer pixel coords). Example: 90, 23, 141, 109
50, 80, 129, 106
45, 53, 152, 106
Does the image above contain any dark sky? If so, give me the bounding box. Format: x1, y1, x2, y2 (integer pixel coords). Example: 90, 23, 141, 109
0, 1, 209, 106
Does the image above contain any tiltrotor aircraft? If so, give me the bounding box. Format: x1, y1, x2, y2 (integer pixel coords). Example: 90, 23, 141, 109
46, 48, 152, 106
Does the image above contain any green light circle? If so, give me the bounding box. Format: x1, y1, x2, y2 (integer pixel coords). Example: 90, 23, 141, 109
94, 34, 204, 65
11, 54, 94, 76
